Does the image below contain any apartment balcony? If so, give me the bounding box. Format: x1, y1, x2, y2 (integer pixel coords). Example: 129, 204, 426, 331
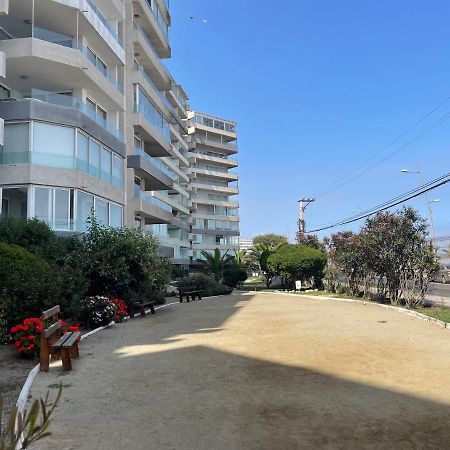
133, 0, 170, 58
169, 216, 190, 232
189, 168, 238, 182
0, 37, 125, 110
133, 23, 170, 90
189, 181, 239, 196
154, 191, 190, 215
0, 96, 124, 148
0, 0, 125, 63
133, 186, 173, 224
166, 81, 189, 119
133, 62, 176, 119
187, 151, 238, 168
191, 197, 239, 209
127, 148, 173, 191
192, 243, 239, 252
191, 228, 240, 237
194, 136, 237, 154
192, 214, 239, 225
194, 112, 237, 135
133, 109, 172, 158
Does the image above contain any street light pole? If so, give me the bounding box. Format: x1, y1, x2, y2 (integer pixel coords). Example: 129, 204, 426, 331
298, 198, 315, 233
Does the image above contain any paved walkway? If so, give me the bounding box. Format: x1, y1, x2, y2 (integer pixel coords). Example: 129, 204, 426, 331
30, 293, 450, 450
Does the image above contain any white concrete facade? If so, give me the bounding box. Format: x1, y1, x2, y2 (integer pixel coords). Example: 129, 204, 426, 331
0, 0, 239, 267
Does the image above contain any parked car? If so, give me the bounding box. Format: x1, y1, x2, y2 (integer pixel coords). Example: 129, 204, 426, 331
430, 264, 450, 284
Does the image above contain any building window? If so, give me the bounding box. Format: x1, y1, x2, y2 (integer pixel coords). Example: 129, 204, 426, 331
33, 187, 71, 231
110, 203, 123, 228
0, 187, 28, 220
77, 191, 94, 232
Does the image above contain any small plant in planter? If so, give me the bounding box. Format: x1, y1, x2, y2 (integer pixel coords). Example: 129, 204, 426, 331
110, 298, 128, 323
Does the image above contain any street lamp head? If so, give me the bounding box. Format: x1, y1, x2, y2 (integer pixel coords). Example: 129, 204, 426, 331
430, 199, 440, 203
400, 169, 410, 173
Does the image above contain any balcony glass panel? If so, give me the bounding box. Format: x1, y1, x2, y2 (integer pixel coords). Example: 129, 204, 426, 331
135, 86, 170, 141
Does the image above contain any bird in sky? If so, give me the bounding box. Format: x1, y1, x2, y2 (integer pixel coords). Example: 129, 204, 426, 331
188, 16, 208, 24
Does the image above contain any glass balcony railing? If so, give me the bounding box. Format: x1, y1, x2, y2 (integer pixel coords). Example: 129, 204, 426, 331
134, 61, 174, 113
134, 146, 175, 179
171, 83, 188, 110
27, 92, 123, 141
0, 151, 123, 188
133, 22, 160, 60
11, 26, 124, 94
135, 87, 171, 142
85, 0, 123, 47
134, 185, 172, 212
143, 0, 169, 39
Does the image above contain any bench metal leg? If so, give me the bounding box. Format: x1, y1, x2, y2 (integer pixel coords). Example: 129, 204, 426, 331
61, 348, 72, 371
150, 304, 155, 315
179, 296, 183, 303
140, 305, 145, 317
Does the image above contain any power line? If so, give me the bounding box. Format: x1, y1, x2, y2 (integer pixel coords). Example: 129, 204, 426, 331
312, 96, 450, 199
307, 172, 450, 233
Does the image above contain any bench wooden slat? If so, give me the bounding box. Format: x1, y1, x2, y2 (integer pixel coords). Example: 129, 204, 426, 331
50, 332, 71, 349
62, 332, 80, 348
41, 305, 60, 320
44, 321, 62, 338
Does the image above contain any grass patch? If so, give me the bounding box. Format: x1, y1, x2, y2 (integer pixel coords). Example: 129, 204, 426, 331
417, 307, 450, 324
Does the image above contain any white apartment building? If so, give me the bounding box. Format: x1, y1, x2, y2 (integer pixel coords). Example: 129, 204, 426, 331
239, 238, 253, 252
189, 112, 240, 261
0, 0, 239, 268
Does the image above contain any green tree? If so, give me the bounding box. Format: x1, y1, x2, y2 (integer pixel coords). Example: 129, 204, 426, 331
361, 207, 438, 305
78, 217, 170, 302
295, 232, 325, 250
200, 248, 233, 282
253, 233, 288, 250
267, 244, 326, 289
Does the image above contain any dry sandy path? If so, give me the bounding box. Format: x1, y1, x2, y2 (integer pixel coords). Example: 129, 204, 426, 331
29, 292, 450, 450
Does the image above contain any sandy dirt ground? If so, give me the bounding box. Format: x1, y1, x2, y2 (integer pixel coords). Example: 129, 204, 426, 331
0, 344, 36, 427
29, 292, 450, 450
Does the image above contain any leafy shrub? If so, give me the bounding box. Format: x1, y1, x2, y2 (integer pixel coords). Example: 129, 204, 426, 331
0, 243, 58, 329
78, 218, 171, 302
223, 266, 248, 288
80, 296, 115, 328
267, 244, 327, 288
179, 273, 233, 297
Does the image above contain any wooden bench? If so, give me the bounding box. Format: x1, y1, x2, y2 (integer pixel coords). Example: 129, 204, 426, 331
39, 305, 81, 372
126, 300, 155, 318
178, 285, 203, 303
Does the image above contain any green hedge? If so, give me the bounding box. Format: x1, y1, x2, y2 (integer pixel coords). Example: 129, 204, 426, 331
179, 273, 232, 297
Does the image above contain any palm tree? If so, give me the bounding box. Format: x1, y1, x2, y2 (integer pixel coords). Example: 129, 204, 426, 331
201, 248, 233, 281
233, 249, 251, 268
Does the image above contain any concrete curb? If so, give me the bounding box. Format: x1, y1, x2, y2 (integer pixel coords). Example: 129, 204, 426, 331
249, 291, 450, 330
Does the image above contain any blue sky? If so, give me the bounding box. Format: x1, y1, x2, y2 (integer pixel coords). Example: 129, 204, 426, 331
166, 0, 450, 241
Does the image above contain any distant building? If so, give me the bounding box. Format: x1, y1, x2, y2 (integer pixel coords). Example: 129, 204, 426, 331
239, 238, 254, 252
